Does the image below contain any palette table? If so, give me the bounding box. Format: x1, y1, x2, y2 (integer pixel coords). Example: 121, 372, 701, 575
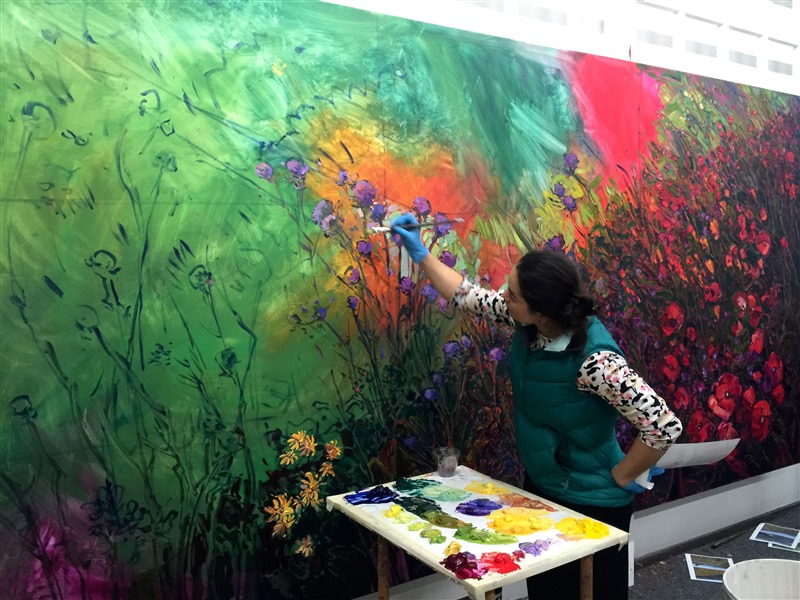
327, 466, 628, 600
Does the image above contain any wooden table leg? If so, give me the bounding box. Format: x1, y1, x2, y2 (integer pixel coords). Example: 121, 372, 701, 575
484, 589, 496, 600
579, 555, 593, 600
377, 536, 390, 600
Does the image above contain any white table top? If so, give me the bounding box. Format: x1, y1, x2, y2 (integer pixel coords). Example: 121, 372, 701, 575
327, 466, 629, 599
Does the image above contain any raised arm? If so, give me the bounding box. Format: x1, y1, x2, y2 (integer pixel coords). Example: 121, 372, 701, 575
390, 213, 463, 300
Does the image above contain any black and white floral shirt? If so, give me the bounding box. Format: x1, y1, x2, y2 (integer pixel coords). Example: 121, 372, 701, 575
453, 279, 683, 450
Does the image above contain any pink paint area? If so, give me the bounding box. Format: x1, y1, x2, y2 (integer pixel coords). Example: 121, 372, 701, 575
562, 53, 664, 173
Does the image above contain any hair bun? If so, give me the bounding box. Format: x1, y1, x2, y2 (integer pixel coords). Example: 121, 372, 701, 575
571, 295, 595, 318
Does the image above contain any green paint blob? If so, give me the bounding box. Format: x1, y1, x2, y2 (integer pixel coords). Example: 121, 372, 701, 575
395, 477, 441, 492
418, 485, 470, 502
454, 525, 518, 545
419, 528, 446, 544
408, 521, 432, 531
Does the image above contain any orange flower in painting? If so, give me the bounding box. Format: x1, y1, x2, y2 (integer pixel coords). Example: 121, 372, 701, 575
325, 440, 342, 460
319, 461, 335, 478
280, 450, 298, 466
294, 535, 314, 558
288, 431, 308, 452
300, 471, 322, 508
659, 302, 684, 337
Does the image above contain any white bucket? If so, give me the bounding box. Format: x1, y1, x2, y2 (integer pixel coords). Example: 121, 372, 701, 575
722, 559, 800, 600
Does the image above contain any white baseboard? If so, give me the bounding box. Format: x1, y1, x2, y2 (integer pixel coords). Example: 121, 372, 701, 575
355, 464, 800, 600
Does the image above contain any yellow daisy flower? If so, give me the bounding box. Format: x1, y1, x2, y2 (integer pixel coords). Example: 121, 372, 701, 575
319, 461, 335, 478
279, 450, 298, 466
294, 535, 314, 557
288, 431, 307, 452
325, 440, 342, 460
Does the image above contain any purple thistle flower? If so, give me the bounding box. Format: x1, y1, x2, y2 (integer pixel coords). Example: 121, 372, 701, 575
399, 276, 414, 295
564, 153, 579, 174
347, 296, 359, 310
404, 436, 417, 447
285, 158, 309, 178
413, 197, 431, 216
371, 203, 387, 221
320, 214, 337, 235
562, 195, 577, 212
356, 240, 373, 257
437, 297, 449, 312
255, 162, 273, 180
433, 212, 453, 237
443, 341, 460, 357
488, 347, 506, 362
461, 335, 472, 349
312, 200, 333, 225
315, 306, 327, 320
347, 268, 360, 285
440, 251, 457, 268
545, 234, 565, 251
553, 182, 565, 197
432, 372, 444, 386
353, 180, 377, 208
423, 388, 439, 402
422, 284, 440, 303
336, 169, 348, 186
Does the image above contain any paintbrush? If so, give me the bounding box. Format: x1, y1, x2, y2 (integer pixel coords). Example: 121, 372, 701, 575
371, 218, 465, 233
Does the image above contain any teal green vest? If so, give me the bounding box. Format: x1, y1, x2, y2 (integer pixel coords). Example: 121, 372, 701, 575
509, 317, 634, 507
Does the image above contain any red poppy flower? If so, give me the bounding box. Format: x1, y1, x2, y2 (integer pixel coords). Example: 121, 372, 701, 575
771, 384, 785, 405
704, 282, 722, 302
731, 321, 744, 337
756, 231, 772, 256
751, 400, 771, 442
687, 409, 713, 443
742, 386, 756, 408
717, 421, 738, 441
749, 329, 764, 354
674, 387, 691, 410
662, 355, 680, 382
765, 352, 783, 384
708, 373, 742, 421
659, 302, 685, 337
686, 327, 697, 342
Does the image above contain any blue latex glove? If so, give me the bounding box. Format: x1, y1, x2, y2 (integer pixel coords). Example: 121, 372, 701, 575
390, 213, 430, 264
619, 466, 665, 494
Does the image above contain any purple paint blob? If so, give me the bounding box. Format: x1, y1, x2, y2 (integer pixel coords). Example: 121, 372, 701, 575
455, 498, 503, 517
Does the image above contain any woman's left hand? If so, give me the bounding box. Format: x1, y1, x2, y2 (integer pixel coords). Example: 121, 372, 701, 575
614, 466, 665, 494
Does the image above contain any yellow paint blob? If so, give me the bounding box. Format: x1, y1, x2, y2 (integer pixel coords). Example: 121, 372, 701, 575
444, 541, 462, 556
555, 518, 610, 539
486, 507, 554, 535
408, 521, 432, 531
383, 505, 403, 518
465, 481, 510, 495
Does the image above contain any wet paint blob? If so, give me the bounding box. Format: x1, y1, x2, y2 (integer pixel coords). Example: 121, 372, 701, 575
454, 524, 518, 545
486, 507, 554, 535
555, 517, 610, 539
519, 538, 558, 556
497, 493, 556, 511
455, 498, 503, 516
345, 485, 398, 505
417, 485, 470, 502
464, 481, 510, 495
441, 552, 486, 580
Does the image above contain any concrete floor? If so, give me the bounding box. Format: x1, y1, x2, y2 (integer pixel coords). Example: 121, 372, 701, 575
628, 502, 799, 600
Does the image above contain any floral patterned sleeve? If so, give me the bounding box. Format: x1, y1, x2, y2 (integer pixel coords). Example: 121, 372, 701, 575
577, 351, 683, 450
451, 278, 514, 326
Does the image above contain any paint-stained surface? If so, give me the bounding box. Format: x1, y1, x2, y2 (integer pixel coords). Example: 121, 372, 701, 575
0, 1, 797, 598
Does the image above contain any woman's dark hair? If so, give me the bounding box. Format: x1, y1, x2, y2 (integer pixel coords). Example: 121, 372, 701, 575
516, 249, 595, 349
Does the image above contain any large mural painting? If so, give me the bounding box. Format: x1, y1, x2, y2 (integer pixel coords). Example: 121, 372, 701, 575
0, 0, 797, 598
